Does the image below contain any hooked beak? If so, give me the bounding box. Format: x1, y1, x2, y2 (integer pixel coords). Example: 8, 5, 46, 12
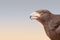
30, 12, 40, 20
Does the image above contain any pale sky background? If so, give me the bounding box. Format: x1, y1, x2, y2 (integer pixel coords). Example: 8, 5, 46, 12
0, 0, 60, 40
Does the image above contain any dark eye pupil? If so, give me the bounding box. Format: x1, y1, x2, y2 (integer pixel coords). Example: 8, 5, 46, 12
43, 12, 47, 13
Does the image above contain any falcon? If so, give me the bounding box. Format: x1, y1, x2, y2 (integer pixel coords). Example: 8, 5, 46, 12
30, 10, 60, 40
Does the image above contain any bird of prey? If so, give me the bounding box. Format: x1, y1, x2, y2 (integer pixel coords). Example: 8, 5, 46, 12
30, 10, 60, 40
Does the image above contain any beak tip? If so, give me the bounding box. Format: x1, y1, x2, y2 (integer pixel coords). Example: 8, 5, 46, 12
30, 16, 32, 20
30, 16, 31, 18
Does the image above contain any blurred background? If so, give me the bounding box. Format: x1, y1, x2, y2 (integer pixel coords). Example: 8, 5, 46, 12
0, 0, 60, 40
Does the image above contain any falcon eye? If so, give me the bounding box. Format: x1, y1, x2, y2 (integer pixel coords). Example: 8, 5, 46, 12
40, 12, 44, 15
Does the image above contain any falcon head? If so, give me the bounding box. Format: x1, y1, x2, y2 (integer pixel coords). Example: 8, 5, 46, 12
30, 10, 52, 22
